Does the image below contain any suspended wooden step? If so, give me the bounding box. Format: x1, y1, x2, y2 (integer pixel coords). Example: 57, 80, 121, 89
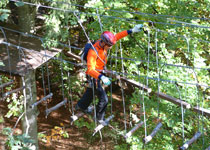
0, 80, 14, 89
143, 122, 162, 144
206, 145, 210, 150
193, 106, 210, 118
179, 131, 202, 150
70, 105, 94, 124
92, 115, 114, 136
31, 93, 53, 109
124, 121, 144, 139
120, 77, 152, 93
0, 86, 25, 100
45, 98, 67, 117
155, 92, 191, 109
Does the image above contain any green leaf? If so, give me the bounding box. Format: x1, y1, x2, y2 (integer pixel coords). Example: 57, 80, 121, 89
15, 1, 24, 7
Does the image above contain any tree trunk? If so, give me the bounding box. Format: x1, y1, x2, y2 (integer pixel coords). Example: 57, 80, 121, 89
0, 110, 6, 150
21, 70, 39, 149
17, 0, 37, 33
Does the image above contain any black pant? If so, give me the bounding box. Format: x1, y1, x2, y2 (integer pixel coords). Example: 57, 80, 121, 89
77, 78, 108, 120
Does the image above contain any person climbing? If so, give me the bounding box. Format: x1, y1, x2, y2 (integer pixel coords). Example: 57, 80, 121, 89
76, 24, 144, 123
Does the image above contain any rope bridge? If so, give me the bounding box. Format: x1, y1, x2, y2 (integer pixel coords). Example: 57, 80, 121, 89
0, 0, 209, 149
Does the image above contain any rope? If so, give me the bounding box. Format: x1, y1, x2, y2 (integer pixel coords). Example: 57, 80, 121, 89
73, 12, 106, 64
60, 54, 65, 102
175, 84, 185, 141
44, 0, 210, 21
111, 55, 209, 71
118, 39, 127, 132
0, 27, 12, 78
96, 8, 103, 33
155, 30, 160, 118
9, 0, 210, 29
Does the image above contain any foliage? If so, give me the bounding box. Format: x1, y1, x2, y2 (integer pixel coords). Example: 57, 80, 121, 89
5, 94, 24, 118
1, 0, 210, 149
0, 0, 10, 21
3, 128, 35, 150
38, 123, 69, 144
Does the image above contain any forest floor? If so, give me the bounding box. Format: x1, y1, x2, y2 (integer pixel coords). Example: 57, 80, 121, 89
0, 75, 132, 150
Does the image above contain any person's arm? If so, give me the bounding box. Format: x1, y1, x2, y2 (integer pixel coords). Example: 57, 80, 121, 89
115, 24, 144, 41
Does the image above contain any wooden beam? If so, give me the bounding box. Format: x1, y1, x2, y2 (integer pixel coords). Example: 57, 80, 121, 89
154, 92, 191, 109
30, 93, 53, 109
193, 106, 210, 118
63, 51, 81, 61
124, 121, 144, 139
120, 77, 152, 93
1, 86, 25, 100
0, 80, 14, 89
70, 105, 94, 124
143, 122, 162, 144
93, 115, 114, 136
179, 132, 201, 150
45, 98, 67, 117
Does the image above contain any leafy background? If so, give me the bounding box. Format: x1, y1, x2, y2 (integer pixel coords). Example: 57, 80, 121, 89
0, 0, 209, 149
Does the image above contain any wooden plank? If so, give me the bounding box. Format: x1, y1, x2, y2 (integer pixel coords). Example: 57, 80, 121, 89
120, 77, 152, 93
179, 132, 201, 150
30, 93, 53, 109
154, 92, 191, 109
0, 28, 61, 76
70, 105, 94, 124
45, 98, 67, 117
0, 86, 25, 100
64, 51, 81, 61
193, 106, 210, 118
143, 122, 162, 144
124, 121, 144, 139
93, 115, 114, 136
0, 80, 13, 89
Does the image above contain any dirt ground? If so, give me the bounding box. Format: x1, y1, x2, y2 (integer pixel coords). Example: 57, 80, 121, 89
0, 76, 131, 150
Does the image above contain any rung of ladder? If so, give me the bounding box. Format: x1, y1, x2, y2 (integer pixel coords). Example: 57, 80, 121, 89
179, 131, 202, 150
93, 115, 114, 136
143, 122, 162, 144
31, 93, 53, 109
45, 98, 67, 117
124, 121, 144, 139
70, 105, 94, 124
0, 80, 14, 89
1, 86, 25, 100
120, 77, 152, 93
156, 92, 191, 109
206, 146, 210, 150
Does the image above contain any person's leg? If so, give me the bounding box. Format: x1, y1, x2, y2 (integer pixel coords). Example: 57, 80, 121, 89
77, 77, 96, 110
96, 80, 108, 120
77, 87, 93, 110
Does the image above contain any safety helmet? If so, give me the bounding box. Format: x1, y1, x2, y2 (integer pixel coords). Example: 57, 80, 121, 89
101, 31, 116, 46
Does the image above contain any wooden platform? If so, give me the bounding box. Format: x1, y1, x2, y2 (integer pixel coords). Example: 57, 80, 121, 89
0, 25, 61, 76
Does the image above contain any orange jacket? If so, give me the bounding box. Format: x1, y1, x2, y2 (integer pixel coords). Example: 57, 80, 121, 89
86, 30, 132, 79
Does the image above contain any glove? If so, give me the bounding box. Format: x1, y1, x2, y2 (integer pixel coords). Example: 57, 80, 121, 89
131, 24, 144, 33
101, 75, 111, 86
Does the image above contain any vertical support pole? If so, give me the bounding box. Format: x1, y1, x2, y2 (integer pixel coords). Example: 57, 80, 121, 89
21, 70, 39, 149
